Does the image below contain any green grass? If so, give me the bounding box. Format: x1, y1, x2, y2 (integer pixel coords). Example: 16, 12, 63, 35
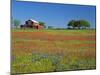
12, 53, 96, 73
12, 29, 95, 37
12, 28, 95, 33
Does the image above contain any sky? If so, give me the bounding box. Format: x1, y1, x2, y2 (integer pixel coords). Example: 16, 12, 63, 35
12, 0, 96, 28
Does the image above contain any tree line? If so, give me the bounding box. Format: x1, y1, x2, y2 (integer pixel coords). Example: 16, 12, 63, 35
12, 19, 90, 29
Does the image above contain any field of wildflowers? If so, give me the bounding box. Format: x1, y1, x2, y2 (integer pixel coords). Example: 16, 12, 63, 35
12, 29, 96, 74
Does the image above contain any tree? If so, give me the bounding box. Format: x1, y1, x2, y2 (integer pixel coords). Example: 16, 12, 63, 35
11, 17, 14, 28
13, 19, 20, 28
67, 20, 76, 29
67, 20, 90, 29
79, 20, 90, 29
39, 21, 46, 28
48, 26, 53, 29
74, 20, 81, 29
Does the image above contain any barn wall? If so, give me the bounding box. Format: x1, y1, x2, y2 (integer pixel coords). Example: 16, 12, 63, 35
38, 25, 44, 29
24, 20, 44, 29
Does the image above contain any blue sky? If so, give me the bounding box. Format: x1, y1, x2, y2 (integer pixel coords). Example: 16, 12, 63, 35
12, 0, 96, 28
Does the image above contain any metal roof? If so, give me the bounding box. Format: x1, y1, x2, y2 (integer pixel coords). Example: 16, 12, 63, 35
29, 19, 39, 23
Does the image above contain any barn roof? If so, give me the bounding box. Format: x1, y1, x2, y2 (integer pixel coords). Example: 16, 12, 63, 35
29, 19, 39, 23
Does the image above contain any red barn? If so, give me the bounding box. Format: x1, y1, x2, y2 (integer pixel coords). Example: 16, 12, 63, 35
21, 19, 44, 29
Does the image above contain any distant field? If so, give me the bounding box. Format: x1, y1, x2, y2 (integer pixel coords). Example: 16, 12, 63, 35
12, 29, 96, 74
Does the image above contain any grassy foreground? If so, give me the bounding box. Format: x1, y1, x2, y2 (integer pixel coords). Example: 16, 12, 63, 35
12, 29, 96, 74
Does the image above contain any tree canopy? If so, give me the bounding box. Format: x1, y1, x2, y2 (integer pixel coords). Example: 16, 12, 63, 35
79, 20, 90, 28
13, 19, 20, 28
39, 21, 46, 28
68, 20, 75, 27
67, 20, 90, 29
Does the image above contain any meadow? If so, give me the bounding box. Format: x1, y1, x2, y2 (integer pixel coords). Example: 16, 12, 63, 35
11, 29, 96, 74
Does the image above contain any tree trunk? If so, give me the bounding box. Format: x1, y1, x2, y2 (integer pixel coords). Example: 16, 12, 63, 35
78, 26, 80, 29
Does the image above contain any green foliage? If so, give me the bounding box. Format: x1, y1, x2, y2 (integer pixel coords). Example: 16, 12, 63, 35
69, 57, 79, 69
48, 26, 54, 29
39, 21, 46, 28
68, 20, 76, 28
67, 20, 91, 29
33, 58, 55, 72
74, 20, 81, 29
13, 19, 20, 28
79, 20, 90, 28
56, 57, 69, 71
12, 54, 96, 74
